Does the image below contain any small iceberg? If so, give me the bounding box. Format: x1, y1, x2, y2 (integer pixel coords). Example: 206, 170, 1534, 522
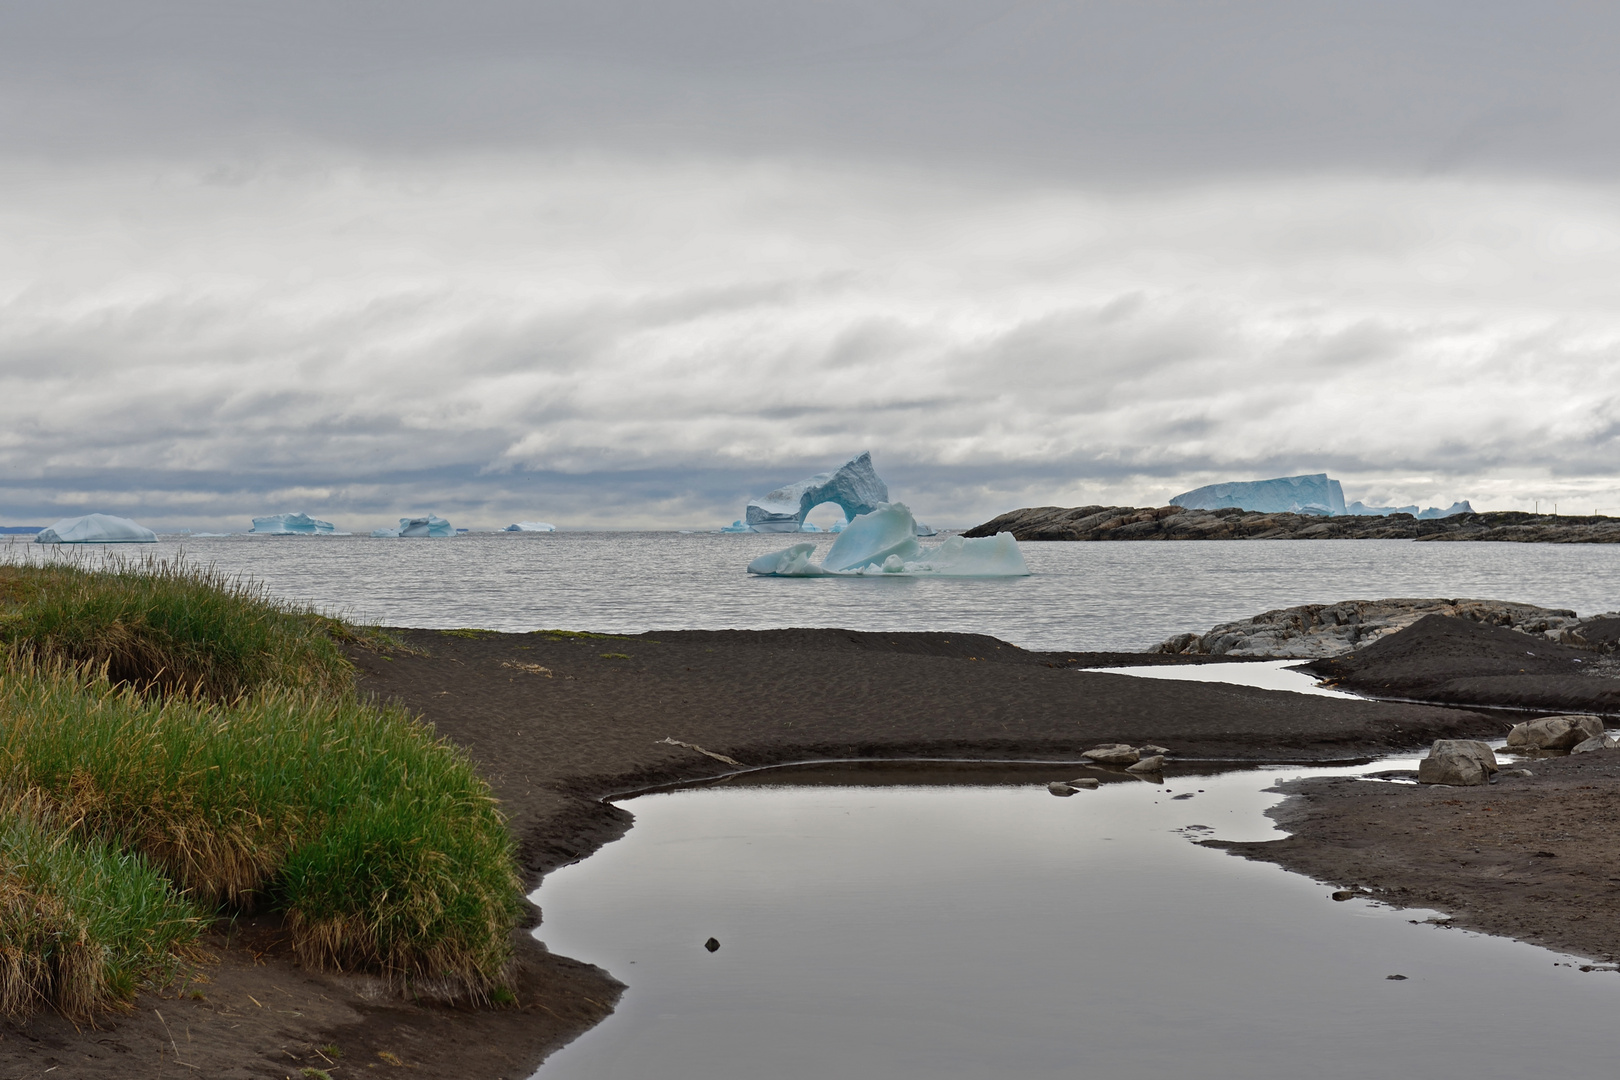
504, 522, 556, 532
720, 520, 754, 533
35, 513, 158, 544
373, 514, 455, 538
747, 504, 1028, 577
250, 512, 337, 535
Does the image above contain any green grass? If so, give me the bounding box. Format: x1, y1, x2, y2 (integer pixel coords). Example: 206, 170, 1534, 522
0, 556, 361, 699
0, 794, 200, 1020
0, 663, 522, 995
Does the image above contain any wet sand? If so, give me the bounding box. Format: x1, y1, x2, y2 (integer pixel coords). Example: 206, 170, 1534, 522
3, 623, 1615, 1077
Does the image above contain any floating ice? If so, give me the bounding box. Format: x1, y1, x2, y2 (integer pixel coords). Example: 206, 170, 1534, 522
1171, 474, 1347, 516
720, 520, 753, 533
1172, 474, 1471, 518
1345, 500, 1474, 519
250, 512, 336, 535
745, 451, 890, 533
748, 504, 1029, 578
35, 513, 157, 544
373, 515, 454, 538
504, 522, 556, 532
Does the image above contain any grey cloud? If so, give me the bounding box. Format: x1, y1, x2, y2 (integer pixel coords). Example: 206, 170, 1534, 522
5, 3, 1620, 180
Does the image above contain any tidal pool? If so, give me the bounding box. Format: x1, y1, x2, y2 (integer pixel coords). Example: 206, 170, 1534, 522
531, 759, 1620, 1079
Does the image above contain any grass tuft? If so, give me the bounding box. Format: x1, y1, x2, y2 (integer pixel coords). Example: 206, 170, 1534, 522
0, 557, 356, 699
0, 662, 522, 995
0, 793, 200, 1020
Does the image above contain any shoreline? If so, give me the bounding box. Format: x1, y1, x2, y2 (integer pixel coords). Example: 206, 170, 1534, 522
5, 624, 1616, 1076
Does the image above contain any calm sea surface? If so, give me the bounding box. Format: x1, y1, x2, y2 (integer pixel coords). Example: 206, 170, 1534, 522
13, 533, 1620, 651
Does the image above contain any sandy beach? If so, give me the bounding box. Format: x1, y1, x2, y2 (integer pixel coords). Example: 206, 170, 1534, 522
2, 621, 1616, 1077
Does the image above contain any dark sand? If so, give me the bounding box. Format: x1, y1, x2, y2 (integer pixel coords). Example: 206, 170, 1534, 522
3, 622, 1615, 1077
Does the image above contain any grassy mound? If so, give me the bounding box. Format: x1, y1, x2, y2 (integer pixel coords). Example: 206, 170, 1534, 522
0, 558, 355, 699
0, 794, 200, 1020
0, 664, 521, 993
0, 556, 524, 1017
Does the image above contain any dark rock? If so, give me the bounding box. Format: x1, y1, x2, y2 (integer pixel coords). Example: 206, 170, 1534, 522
704, 937, 720, 953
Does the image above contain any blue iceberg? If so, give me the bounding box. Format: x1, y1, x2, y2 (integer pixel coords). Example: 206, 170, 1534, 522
35, 513, 157, 544
748, 504, 1028, 577
504, 522, 556, 532
1345, 500, 1474, 519
1171, 474, 1346, 516
745, 452, 890, 533
250, 512, 337, 535
373, 514, 455, 538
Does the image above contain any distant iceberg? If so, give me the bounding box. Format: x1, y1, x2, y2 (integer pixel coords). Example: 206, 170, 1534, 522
35, 513, 157, 544
1345, 500, 1474, 519
1171, 474, 1346, 516
720, 520, 753, 533
250, 512, 337, 535
1171, 474, 1472, 519
373, 514, 454, 538
747, 503, 1028, 577
504, 522, 556, 532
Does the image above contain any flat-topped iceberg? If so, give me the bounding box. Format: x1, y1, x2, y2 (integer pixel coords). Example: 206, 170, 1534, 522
1172, 474, 1346, 516
504, 522, 556, 532
745, 451, 890, 533
35, 513, 157, 544
373, 514, 454, 538
748, 503, 1028, 577
1171, 473, 1472, 518
250, 512, 337, 535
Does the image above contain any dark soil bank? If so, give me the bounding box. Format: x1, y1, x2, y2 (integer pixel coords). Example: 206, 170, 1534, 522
1, 623, 1606, 1078
1304, 614, 1620, 713
1214, 751, 1620, 965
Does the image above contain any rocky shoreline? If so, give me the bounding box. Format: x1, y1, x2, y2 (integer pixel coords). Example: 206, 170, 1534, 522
962, 503, 1620, 542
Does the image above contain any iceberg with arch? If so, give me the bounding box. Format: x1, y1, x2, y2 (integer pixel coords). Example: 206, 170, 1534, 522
35, 513, 157, 544
747, 504, 1028, 577
250, 512, 337, 535
745, 451, 890, 533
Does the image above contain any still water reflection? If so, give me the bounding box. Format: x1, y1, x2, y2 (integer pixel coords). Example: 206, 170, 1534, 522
532, 760, 1620, 1079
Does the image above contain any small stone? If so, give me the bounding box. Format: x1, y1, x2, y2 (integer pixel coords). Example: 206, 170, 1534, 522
1125, 755, 1165, 774
1047, 782, 1078, 796
1139, 745, 1171, 756
1066, 777, 1101, 789
1331, 890, 1357, 901
1570, 734, 1620, 755
704, 937, 720, 952
1386, 974, 1408, 981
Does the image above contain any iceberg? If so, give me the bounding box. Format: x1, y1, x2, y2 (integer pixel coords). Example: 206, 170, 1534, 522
720, 519, 754, 533
745, 451, 890, 533
1171, 474, 1347, 516
1346, 500, 1474, 519
374, 515, 455, 538
504, 522, 556, 532
250, 512, 336, 535
748, 503, 1029, 578
35, 513, 157, 544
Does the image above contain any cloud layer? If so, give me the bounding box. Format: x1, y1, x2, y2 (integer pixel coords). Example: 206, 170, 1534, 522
4, 154, 1620, 529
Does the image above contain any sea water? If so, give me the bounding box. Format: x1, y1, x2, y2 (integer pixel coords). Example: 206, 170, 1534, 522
12, 532, 1620, 652
531, 759, 1620, 1079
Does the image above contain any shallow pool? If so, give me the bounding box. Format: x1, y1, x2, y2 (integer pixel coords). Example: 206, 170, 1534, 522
530, 757, 1620, 1079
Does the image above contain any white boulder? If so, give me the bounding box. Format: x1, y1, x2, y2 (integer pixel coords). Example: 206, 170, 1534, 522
1505, 715, 1605, 751
35, 513, 157, 544
1416, 739, 1498, 786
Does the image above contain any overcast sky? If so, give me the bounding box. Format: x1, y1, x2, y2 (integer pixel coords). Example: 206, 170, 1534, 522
4, 1, 1620, 529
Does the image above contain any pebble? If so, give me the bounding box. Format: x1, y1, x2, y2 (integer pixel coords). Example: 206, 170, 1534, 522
704, 937, 720, 952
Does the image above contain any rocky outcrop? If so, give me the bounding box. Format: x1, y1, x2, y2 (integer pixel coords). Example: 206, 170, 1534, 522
1416, 739, 1499, 786
962, 504, 1620, 543
1153, 599, 1588, 658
